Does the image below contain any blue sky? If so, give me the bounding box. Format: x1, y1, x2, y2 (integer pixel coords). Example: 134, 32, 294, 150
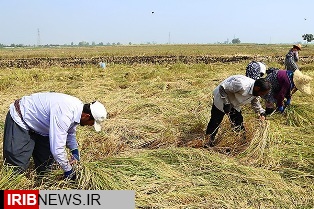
0, 0, 313, 45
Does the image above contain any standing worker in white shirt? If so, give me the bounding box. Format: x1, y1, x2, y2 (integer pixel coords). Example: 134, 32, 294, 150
204, 76, 271, 147
3, 92, 107, 180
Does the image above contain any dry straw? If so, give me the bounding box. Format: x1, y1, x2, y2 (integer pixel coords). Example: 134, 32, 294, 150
285, 104, 313, 127
238, 120, 269, 165
0, 46, 314, 207
0, 164, 33, 189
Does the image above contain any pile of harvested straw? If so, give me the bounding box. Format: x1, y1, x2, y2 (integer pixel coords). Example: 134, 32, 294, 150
285, 104, 313, 127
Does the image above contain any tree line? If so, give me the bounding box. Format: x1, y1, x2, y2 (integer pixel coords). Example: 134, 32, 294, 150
0, 41, 130, 48
0, 34, 313, 48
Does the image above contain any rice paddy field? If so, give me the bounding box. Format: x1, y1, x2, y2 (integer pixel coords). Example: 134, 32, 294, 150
0, 44, 314, 208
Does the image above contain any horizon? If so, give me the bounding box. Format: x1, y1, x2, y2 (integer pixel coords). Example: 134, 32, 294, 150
0, 0, 313, 46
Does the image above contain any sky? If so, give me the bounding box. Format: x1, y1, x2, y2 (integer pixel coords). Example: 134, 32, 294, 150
0, 0, 313, 45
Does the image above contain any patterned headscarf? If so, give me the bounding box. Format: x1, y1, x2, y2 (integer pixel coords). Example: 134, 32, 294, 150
246, 61, 261, 80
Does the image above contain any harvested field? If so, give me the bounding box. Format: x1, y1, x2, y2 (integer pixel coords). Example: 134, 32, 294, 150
0, 44, 313, 208
1, 55, 314, 69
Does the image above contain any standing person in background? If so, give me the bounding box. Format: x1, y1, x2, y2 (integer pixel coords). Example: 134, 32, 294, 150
3, 92, 107, 180
285, 44, 301, 72
245, 61, 267, 80
204, 76, 271, 147
263, 69, 312, 115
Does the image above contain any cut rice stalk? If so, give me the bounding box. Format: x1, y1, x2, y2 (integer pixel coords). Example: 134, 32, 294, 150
239, 120, 269, 164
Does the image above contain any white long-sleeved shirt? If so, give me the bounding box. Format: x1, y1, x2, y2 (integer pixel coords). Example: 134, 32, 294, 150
9, 92, 83, 172
213, 75, 265, 114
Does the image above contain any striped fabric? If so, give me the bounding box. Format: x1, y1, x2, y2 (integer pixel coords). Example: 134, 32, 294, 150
285, 49, 299, 72
263, 69, 280, 103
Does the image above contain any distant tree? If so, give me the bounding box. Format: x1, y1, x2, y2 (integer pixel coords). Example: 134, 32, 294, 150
106, 42, 111, 46
71, 42, 74, 46
78, 41, 89, 46
92, 41, 96, 46
98, 42, 104, 46
116, 42, 121, 45
129, 42, 132, 45
302, 34, 314, 43
231, 38, 241, 44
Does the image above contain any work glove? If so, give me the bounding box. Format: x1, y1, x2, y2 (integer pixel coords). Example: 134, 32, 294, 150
71, 149, 80, 161
265, 107, 275, 115
285, 98, 291, 106
277, 106, 285, 113
223, 103, 231, 114
64, 169, 76, 181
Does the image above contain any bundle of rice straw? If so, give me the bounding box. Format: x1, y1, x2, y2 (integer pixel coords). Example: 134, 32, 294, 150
239, 120, 269, 165
285, 105, 313, 127
75, 161, 132, 190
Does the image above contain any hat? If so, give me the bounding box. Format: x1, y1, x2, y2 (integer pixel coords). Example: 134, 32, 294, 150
293, 69, 312, 95
90, 101, 107, 132
293, 44, 302, 51
257, 62, 267, 75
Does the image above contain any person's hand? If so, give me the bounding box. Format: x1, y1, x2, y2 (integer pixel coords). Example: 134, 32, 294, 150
223, 104, 231, 114
277, 106, 285, 113
71, 149, 80, 161
265, 107, 275, 115
260, 112, 266, 120
69, 149, 80, 165
64, 169, 76, 181
285, 98, 291, 106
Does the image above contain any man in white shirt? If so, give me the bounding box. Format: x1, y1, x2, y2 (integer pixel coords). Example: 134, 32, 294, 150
205, 75, 271, 147
3, 92, 107, 180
